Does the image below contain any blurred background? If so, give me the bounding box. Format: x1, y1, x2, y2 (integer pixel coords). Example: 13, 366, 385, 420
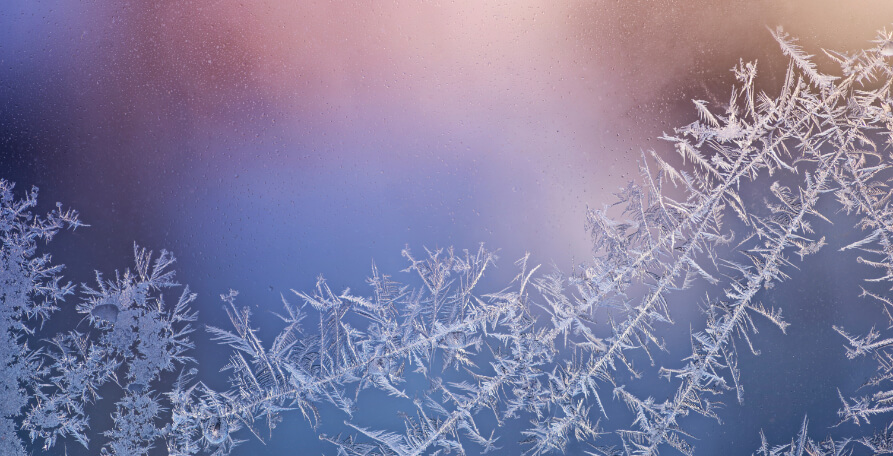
2, 1, 893, 454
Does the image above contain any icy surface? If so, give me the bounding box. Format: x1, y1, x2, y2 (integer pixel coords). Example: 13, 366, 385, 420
4, 26, 893, 456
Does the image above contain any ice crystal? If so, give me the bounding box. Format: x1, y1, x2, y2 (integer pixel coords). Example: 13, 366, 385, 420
3, 25, 893, 456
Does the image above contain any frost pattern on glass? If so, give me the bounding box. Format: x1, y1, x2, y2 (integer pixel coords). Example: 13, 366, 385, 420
4, 26, 893, 456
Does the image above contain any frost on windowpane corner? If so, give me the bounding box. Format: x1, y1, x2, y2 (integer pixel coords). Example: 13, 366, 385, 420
4, 26, 893, 456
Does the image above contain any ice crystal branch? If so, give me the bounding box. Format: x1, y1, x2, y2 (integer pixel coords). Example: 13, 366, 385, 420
0, 180, 83, 455
23, 245, 197, 455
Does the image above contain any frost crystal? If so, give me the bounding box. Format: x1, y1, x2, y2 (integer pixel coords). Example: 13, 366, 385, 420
5, 25, 893, 456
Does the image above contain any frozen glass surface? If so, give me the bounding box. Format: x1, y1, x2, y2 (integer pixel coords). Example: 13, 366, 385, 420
2, 2, 893, 455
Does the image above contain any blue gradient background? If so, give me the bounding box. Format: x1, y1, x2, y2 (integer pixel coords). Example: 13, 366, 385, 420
3, 1, 893, 454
